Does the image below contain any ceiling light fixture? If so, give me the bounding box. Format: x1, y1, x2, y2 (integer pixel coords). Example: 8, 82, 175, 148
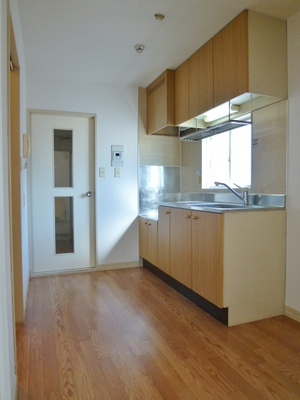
154, 13, 165, 21
134, 44, 145, 53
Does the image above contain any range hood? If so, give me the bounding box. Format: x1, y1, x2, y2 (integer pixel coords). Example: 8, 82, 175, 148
180, 119, 251, 141
178, 94, 276, 141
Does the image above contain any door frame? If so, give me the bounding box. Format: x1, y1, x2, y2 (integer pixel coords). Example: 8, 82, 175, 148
27, 110, 97, 276
9, 11, 23, 327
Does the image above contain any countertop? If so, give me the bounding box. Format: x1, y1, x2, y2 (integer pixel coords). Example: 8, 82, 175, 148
140, 199, 285, 221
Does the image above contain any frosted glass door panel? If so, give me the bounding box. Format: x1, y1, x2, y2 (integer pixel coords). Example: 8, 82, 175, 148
54, 129, 73, 187
55, 197, 74, 254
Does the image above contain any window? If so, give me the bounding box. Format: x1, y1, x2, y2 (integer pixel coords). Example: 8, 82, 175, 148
201, 124, 252, 189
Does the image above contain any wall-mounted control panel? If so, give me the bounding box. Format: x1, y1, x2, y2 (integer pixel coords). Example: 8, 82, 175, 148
111, 145, 124, 167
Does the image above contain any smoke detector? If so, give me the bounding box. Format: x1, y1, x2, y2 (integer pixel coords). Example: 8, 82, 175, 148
154, 14, 165, 21
134, 44, 145, 53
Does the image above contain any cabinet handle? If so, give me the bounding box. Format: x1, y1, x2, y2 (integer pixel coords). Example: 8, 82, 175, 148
191, 215, 199, 220
185, 214, 192, 219
144, 222, 148, 225
165, 211, 170, 214
148, 223, 152, 226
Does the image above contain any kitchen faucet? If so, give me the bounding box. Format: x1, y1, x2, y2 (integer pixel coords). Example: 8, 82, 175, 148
214, 181, 249, 206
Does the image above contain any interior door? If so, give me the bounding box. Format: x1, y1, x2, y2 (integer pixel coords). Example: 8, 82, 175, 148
31, 112, 95, 274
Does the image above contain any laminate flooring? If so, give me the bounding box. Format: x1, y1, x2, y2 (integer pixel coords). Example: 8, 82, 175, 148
16, 267, 300, 399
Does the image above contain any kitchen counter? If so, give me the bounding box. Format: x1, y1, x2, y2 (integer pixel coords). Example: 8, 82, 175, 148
139, 194, 286, 326
140, 195, 285, 220
158, 200, 285, 214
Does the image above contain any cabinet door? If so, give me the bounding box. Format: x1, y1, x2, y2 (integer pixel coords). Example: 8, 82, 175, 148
189, 40, 214, 119
147, 69, 175, 134
175, 60, 189, 125
192, 212, 224, 308
158, 207, 170, 274
170, 208, 192, 288
139, 217, 148, 260
147, 220, 158, 266
213, 10, 248, 106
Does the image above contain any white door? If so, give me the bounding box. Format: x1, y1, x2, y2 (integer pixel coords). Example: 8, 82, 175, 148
31, 112, 96, 274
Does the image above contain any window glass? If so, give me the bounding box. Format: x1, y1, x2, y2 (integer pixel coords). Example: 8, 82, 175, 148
230, 125, 252, 187
202, 124, 251, 189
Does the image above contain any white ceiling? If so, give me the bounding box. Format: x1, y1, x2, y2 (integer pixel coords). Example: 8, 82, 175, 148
18, 0, 300, 88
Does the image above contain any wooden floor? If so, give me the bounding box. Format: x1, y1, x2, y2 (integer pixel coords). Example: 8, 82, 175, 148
16, 268, 300, 400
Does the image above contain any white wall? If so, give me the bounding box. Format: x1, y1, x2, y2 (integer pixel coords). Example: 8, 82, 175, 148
0, 1, 17, 398
286, 11, 300, 314
26, 75, 139, 268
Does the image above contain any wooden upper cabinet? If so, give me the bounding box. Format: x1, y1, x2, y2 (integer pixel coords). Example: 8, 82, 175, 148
213, 11, 248, 106
152, 10, 287, 131
213, 10, 287, 106
175, 60, 189, 125
189, 40, 214, 119
147, 69, 177, 136
247, 11, 287, 99
175, 41, 213, 126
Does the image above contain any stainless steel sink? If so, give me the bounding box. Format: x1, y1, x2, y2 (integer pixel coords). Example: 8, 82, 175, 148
186, 202, 215, 207
158, 196, 285, 214
204, 203, 244, 209
159, 200, 283, 214
189, 202, 243, 209
190, 203, 267, 210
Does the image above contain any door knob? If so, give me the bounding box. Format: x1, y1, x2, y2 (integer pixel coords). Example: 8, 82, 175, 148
86, 191, 92, 197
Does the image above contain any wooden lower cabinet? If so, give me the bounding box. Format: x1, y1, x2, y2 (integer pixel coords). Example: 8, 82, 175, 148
191, 212, 224, 308
157, 207, 171, 274
170, 208, 192, 288
168, 208, 223, 305
141, 208, 286, 326
139, 217, 158, 267
139, 217, 148, 259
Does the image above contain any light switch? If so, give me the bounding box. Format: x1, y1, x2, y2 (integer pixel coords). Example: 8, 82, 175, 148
99, 167, 105, 178
114, 167, 121, 178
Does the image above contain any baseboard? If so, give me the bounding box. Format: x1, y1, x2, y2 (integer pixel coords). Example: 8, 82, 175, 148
97, 261, 139, 271
284, 305, 300, 323
30, 261, 140, 277
12, 374, 17, 400
31, 266, 97, 277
